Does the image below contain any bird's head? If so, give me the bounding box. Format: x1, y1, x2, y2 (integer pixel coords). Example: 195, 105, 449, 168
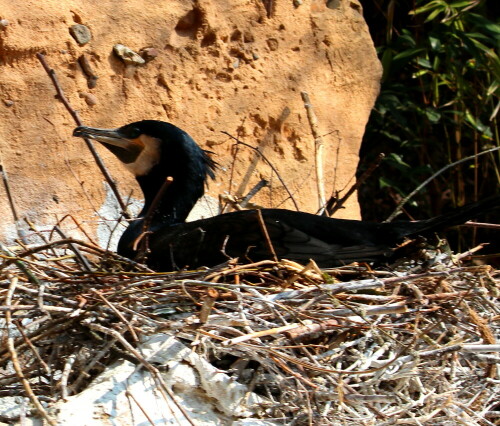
73, 120, 216, 223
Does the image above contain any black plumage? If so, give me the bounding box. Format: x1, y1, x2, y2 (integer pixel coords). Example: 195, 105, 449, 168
73, 120, 500, 271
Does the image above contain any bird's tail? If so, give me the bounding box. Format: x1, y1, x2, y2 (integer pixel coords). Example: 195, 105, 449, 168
392, 195, 500, 237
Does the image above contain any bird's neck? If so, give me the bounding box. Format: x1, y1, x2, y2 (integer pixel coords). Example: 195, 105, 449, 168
117, 174, 202, 260
136, 170, 204, 228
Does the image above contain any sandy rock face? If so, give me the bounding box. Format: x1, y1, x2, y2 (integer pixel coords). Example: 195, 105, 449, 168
0, 0, 381, 247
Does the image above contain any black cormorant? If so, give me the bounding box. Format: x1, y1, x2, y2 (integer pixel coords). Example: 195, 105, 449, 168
73, 120, 500, 271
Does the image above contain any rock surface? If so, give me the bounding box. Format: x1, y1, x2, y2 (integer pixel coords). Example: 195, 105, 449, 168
0, 0, 381, 248
69, 24, 92, 45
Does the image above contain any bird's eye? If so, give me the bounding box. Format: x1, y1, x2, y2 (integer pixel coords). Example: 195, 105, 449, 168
120, 125, 141, 139
129, 127, 141, 138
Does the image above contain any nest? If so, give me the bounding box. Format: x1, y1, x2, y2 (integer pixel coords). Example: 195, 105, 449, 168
0, 235, 499, 425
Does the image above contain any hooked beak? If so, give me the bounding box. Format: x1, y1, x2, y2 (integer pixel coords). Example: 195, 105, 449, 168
73, 126, 144, 163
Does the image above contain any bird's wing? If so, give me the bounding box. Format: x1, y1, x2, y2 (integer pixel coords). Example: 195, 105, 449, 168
243, 218, 394, 265
147, 211, 395, 270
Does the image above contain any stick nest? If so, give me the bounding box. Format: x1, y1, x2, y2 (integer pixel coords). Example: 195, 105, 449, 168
1, 237, 499, 425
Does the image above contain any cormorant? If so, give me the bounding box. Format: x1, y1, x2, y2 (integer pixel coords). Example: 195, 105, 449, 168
73, 120, 500, 271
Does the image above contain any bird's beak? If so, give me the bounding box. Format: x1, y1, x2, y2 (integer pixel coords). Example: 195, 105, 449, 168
73, 126, 144, 163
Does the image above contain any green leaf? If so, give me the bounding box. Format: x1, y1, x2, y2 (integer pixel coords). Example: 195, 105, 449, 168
467, 13, 500, 37
432, 55, 440, 71
413, 69, 431, 78
449, 1, 475, 8
469, 37, 496, 53
425, 7, 445, 23
365, 0, 500, 209
380, 48, 394, 81
416, 57, 432, 69
378, 176, 393, 189
425, 107, 441, 123
393, 48, 426, 62
429, 36, 442, 51
486, 81, 499, 97
465, 110, 492, 136
399, 31, 417, 47
465, 32, 496, 44
386, 153, 412, 169
412, 0, 445, 16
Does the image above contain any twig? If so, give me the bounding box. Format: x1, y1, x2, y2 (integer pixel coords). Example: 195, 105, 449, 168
199, 288, 219, 323
269, 278, 384, 301
24, 219, 60, 258
270, 355, 318, 389
331, 130, 342, 208
226, 117, 247, 209
142, 177, 174, 230
321, 303, 414, 318
125, 390, 156, 426
301, 92, 326, 213
5, 276, 57, 426
240, 179, 269, 209
13, 320, 51, 375
461, 345, 500, 353
0, 154, 27, 242
284, 319, 339, 342
455, 243, 486, 260
231, 107, 291, 202
36, 53, 130, 219
50, 214, 98, 246
88, 323, 197, 426
327, 153, 385, 216
135, 177, 174, 262
461, 221, 500, 230
0, 241, 42, 286
53, 226, 94, 273
386, 145, 500, 222
60, 354, 76, 400
90, 288, 139, 342
37, 282, 48, 315
3, 237, 151, 272
1, 222, 498, 422
204, 259, 277, 281
0, 305, 76, 314
0, 317, 76, 364
223, 131, 299, 211
71, 337, 119, 391
219, 179, 269, 213
224, 323, 300, 345
256, 210, 278, 263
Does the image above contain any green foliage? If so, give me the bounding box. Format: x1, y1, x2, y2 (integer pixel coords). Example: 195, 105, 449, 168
360, 0, 500, 219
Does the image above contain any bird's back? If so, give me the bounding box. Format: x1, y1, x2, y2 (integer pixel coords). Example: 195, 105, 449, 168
130, 195, 500, 271
143, 209, 391, 270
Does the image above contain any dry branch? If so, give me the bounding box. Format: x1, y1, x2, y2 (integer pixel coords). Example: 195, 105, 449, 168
36, 53, 130, 219
327, 153, 385, 216
223, 131, 299, 211
0, 229, 498, 424
301, 92, 326, 213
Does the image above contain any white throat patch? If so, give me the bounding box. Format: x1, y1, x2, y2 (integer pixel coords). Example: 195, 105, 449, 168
124, 135, 161, 176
